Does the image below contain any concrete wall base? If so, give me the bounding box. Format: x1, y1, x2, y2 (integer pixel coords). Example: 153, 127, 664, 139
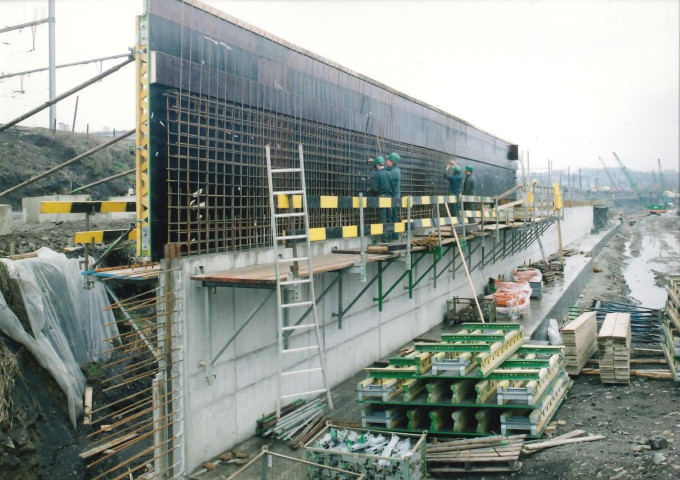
0, 205, 12, 236
22, 195, 91, 224
173, 205, 596, 472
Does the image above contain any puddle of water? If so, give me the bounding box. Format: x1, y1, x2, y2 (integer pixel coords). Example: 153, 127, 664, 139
624, 231, 679, 309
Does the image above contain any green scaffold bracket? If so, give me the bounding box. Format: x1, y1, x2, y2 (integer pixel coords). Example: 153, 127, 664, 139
459, 238, 467, 252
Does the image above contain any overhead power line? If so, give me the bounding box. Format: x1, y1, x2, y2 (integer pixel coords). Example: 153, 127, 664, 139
0, 18, 49, 35
0, 52, 132, 80
0, 56, 133, 134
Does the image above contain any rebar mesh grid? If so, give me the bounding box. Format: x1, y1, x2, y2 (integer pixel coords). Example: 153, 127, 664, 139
165, 90, 444, 257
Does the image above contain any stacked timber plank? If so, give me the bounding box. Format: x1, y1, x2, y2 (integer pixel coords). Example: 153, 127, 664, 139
661, 275, 680, 381
427, 435, 525, 474
597, 312, 632, 384
561, 311, 598, 375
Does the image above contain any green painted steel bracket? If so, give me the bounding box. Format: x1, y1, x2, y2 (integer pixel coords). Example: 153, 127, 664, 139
515, 345, 564, 355
433, 245, 443, 259
500, 359, 553, 369
374, 247, 429, 306
441, 334, 507, 343
459, 322, 522, 331
487, 369, 546, 381
410, 244, 453, 292
389, 357, 419, 366
414, 342, 493, 353
365, 368, 417, 379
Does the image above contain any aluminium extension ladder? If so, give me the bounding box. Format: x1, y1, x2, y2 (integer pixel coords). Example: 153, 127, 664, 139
265, 143, 333, 418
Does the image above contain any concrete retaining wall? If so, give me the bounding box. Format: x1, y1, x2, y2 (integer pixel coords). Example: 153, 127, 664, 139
0, 205, 12, 236
22, 195, 91, 224
175, 205, 595, 471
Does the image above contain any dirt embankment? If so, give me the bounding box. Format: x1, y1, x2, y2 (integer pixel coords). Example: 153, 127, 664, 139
0, 126, 135, 209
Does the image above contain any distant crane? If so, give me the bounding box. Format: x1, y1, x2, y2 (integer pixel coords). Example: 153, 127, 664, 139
612, 152, 666, 215
598, 156, 618, 190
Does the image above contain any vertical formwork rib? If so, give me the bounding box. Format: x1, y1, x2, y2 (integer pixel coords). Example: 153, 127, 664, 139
135, 15, 151, 258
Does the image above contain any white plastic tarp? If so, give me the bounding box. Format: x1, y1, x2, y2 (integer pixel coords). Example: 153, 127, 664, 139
0, 247, 120, 428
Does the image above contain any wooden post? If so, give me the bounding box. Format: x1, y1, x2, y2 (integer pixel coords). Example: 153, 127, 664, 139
83, 386, 93, 424
71, 95, 79, 132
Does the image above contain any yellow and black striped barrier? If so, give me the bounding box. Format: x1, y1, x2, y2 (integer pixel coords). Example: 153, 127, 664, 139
40, 201, 137, 214
73, 229, 137, 244
277, 194, 496, 210
297, 216, 473, 241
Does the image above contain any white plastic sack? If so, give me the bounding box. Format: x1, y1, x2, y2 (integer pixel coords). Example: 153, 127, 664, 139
547, 318, 563, 346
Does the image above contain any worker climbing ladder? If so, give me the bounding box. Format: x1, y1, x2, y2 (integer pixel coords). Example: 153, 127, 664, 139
265, 143, 333, 418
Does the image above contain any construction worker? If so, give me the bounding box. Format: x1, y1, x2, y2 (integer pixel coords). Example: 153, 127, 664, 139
370, 156, 393, 243
462, 165, 476, 211
385, 152, 401, 240
444, 159, 463, 216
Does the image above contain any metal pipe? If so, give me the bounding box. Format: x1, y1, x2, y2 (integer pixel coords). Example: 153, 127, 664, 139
0, 17, 49, 34
0, 129, 134, 197
48, 0, 56, 130
72, 168, 135, 193
0, 57, 133, 134
210, 289, 275, 367
0, 53, 131, 80
103, 284, 157, 358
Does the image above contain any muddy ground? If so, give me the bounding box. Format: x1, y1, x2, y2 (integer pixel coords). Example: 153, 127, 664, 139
507, 212, 680, 480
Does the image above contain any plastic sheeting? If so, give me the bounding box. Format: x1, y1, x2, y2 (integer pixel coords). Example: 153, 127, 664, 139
0, 248, 120, 428
512, 268, 543, 284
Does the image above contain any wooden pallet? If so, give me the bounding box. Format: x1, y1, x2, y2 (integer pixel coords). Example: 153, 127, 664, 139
428, 435, 525, 473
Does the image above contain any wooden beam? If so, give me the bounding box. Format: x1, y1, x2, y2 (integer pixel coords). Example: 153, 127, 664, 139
79, 433, 139, 459
523, 434, 606, 453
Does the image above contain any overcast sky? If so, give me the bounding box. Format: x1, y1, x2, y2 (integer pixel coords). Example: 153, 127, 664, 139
0, 0, 678, 174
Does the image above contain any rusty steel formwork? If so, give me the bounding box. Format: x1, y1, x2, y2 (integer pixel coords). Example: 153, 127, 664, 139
138, 0, 518, 260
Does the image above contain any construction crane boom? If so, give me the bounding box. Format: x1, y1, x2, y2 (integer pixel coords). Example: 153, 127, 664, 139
612, 152, 644, 202
612, 152, 667, 214
598, 156, 617, 190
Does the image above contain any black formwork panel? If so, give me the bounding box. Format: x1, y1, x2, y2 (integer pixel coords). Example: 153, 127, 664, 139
145, 0, 518, 260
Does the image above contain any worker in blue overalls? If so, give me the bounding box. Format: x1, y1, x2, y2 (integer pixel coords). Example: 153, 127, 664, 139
370, 156, 394, 243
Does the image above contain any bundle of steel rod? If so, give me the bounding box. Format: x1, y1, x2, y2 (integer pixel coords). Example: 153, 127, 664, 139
83, 282, 182, 480
263, 399, 327, 441
427, 434, 525, 474
529, 260, 558, 284
589, 300, 662, 345
288, 414, 329, 450
256, 399, 305, 435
